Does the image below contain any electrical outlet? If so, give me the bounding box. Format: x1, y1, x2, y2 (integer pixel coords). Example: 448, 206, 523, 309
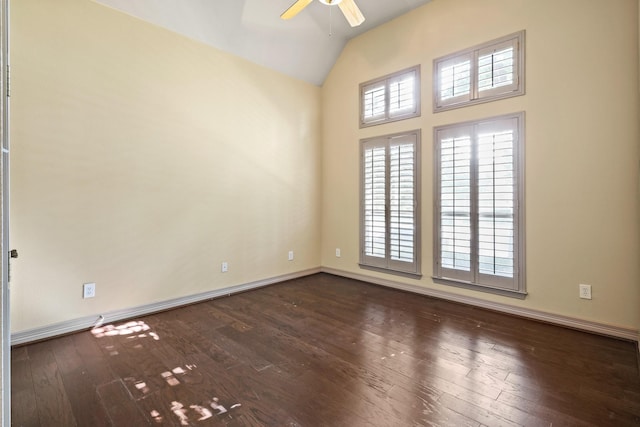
83, 282, 96, 299
335, 248, 341, 257
579, 284, 592, 300
221, 262, 228, 273
288, 251, 294, 261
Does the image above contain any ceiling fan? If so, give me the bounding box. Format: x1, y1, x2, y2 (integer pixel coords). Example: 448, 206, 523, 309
281, 0, 365, 27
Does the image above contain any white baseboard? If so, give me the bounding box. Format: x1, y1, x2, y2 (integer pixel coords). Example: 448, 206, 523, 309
11, 267, 321, 346
321, 267, 639, 343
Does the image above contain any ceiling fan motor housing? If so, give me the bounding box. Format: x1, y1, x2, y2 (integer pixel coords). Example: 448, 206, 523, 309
281, 0, 364, 28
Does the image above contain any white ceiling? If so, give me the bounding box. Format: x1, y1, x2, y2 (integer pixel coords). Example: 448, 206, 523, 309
93, 0, 432, 86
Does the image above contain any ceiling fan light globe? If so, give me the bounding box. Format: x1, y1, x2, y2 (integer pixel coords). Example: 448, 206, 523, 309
319, 0, 343, 5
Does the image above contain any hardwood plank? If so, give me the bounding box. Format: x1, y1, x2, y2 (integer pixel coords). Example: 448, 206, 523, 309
49, 333, 113, 427
96, 379, 150, 425
11, 345, 29, 362
11, 358, 40, 427
437, 392, 521, 427
71, 331, 118, 385
27, 341, 78, 427
58, 369, 111, 427
150, 316, 242, 371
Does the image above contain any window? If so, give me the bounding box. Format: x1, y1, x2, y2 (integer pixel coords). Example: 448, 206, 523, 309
434, 31, 525, 112
433, 113, 525, 297
360, 66, 420, 127
360, 130, 421, 277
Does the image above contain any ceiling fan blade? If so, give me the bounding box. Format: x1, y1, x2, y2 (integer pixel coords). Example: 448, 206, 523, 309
338, 0, 365, 27
281, 0, 314, 20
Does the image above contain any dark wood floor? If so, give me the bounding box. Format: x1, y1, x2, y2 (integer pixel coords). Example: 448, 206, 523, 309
11, 273, 640, 426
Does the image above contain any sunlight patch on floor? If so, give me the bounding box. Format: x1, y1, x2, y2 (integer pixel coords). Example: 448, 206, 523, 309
91, 320, 160, 340
89, 318, 243, 424
155, 398, 242, 425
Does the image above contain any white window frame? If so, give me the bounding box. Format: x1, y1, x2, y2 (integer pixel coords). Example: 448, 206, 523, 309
360, 130, 421, 277
360, 66, 421, 128
433, 113, 525, 297
433, 31, 525, 113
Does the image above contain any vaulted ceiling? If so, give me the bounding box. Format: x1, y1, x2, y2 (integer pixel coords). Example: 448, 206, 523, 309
94, 0, 432, 86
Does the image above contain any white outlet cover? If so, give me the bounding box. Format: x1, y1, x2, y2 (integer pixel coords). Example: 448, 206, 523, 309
83, 282, 96, 299
579, 284, 592, 300
336, 248, 341, 257
288, 251, 294, 261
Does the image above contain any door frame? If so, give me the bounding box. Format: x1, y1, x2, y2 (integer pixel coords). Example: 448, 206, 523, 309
1, 0, 10, 425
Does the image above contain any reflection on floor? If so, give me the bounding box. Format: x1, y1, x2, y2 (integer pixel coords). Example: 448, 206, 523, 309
92, 320, 159, 341
92, 320, 242, 425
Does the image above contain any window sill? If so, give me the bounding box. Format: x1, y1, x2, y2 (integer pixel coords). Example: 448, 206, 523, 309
433, 90, 525, 113
432, 276, 527, 299
360, 111, 421, 128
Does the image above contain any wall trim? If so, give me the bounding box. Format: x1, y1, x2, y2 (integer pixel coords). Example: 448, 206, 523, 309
11, 267, 321, 346
321, 267, 639, 342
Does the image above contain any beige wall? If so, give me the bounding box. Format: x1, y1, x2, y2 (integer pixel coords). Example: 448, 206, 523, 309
10, 0, 322, 332
10, 0, 640, 335
322, 0, 640, 330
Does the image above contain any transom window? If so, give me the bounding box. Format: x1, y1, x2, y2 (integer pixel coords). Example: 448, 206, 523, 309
360, 66, 421, 127
433, 113, 525, 297
434, 31, 525, 112
360, 130, 421, 277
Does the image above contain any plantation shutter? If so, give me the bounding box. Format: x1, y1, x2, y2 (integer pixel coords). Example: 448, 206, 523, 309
476, 118, 518, 289
360, 66, 421, 127
361, 132, 420, 275
477, 38, 518, 98
389, 135, 416, 268
363, 143, 387, 264
434, 31, 524, 113
389, 70, 417, 118
362, 82, 386, 124
436, 54, 472, 108
437, 126, 473, 282
435, 114, 523, 293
